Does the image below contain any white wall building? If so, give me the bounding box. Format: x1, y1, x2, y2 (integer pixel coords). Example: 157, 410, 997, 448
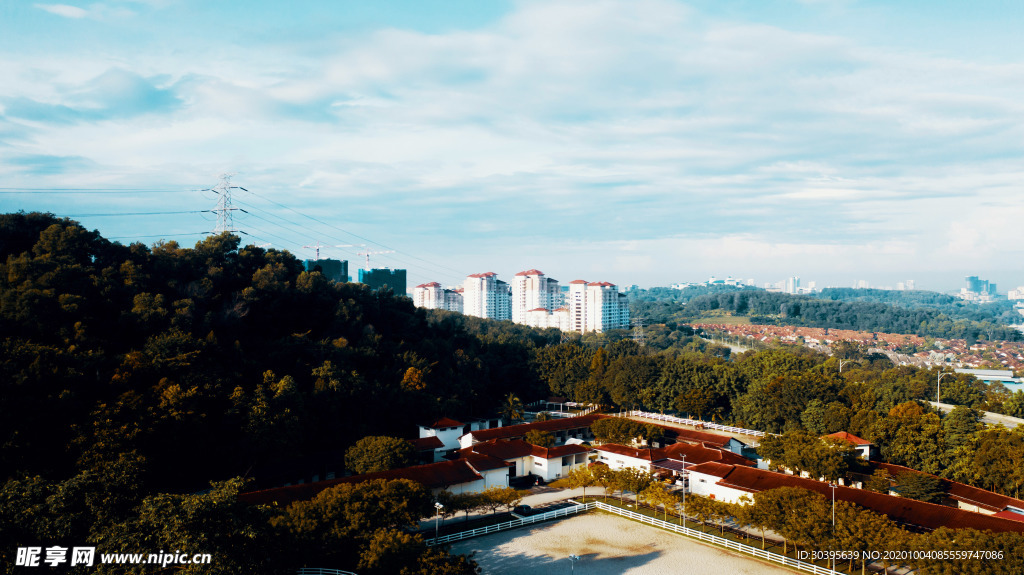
511, 269, 563, 324
413, 282, 464, 313
463, 272, 511, 320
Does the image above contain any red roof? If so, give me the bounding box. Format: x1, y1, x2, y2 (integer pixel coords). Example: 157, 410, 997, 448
570, 279, 588, 285
239, 458, 488, 506
466, 414, 606, 442
826, 431, 872, 446
515, 269, 544, 276
528, 307, 549, 312
993, 511, 1024, 523
870, 461, 1024, 513
408, 436, 444, 451
688, 461, 736, 478
424, 417, 463, 428
655, 442, 754, 467
457, 439, 590, 461
595, 444, 658, 461
415, 282, 441, 288
709, 465, 1024, 533
655, 425, 738, 449
467, 272, 497, 278
587, 281, 616, 287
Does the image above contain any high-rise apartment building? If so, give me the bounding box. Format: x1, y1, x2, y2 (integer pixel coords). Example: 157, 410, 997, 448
413, 282, 464, 312
463, 272, 511, 320
564, 279, 629, 333
511, 269, 562, 324
304, 258, 349, 283
359, 268, 407, 294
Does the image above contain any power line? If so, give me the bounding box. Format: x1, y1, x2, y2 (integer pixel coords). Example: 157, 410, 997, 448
108, 231, 207, 238
243, 188, 467, 277
63, 210, 212, 217
0, 188, 195, 192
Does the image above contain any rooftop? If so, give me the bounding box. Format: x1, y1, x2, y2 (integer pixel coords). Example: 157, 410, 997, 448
465, 414, 605, 442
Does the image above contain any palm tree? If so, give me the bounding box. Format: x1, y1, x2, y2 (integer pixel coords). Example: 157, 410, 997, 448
501, 393, 525, 424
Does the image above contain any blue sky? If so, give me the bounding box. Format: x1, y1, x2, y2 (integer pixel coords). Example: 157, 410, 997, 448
2, 0, 1023, 292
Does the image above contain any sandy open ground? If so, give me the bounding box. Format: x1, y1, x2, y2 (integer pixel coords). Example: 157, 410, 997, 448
450, 512, 797, 575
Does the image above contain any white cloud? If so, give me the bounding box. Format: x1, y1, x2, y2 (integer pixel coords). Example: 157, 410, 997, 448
35, 3, 88, 18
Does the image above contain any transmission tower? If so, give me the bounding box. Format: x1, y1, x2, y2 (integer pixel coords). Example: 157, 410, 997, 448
204, 174, 247, 234
632, 319, 646, 347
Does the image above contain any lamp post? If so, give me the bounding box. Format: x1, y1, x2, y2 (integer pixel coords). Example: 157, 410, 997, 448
937, 371, 954, 403
569, 554, 580, 573
434, 502, 444, 541
829, 483, 838, 572
681, 455, 687, 530
838, 359, 858, 373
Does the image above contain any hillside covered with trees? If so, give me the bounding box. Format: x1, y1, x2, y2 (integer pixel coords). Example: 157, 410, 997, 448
630, 287, 1023, 342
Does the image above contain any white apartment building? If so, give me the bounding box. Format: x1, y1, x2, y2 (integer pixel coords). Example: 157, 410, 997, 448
413, 282, 464, 313
511, 269, 563, 324
565, 280, 629, 333
523, 306, 571, 331
463, 272, 511, 320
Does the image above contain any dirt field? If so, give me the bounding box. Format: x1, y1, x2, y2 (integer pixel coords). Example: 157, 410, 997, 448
450, 512, 797, 574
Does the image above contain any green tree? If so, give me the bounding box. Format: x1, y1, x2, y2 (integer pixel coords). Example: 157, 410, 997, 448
345, 436, 416, 475
567, 466, 600, 502
864, 468, 892, 493
524, 429, 555, 448
894, 471, 944, 503
500, 393, 525, 424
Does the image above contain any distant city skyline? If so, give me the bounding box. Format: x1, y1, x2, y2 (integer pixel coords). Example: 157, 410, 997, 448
3, 1, 1024, 292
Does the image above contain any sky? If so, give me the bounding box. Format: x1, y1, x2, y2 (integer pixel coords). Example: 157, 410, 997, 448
1, 0, 1023, 292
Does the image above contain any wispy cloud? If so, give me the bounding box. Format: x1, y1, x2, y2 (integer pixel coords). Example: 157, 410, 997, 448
35, 3, 88, 19
4, 0, 1024, 288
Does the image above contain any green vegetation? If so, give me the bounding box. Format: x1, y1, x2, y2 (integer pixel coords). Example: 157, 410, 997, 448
345, 436, 416, 474
630, 287, 1023, 342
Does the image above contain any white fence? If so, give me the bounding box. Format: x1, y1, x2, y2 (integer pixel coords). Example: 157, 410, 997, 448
426, 503, 592, 546
592, 502, 841, 575
626, 410, 770, 438
427, 500, 840, 575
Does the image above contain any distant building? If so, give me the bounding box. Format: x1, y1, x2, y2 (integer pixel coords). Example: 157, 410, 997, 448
565, 280, 629, 333
413, 282, 463, 312
960, 276, 998, 303
304, 258, 348, 283
511, 269, 562, 324
463, 272, 511, 320
358, 268, 407, 294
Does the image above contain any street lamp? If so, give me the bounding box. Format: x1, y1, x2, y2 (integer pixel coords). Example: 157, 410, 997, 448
681, 455, 687, 530
434, 502, 444, 541
937, 371, 954, 403
829, 483, 838, 572
569, 554, 580, 573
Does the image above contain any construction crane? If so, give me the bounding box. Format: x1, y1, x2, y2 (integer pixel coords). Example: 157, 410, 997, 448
303, 241, 365, 260
357, 250, 395, 269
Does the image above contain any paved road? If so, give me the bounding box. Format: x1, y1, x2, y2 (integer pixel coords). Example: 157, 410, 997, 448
929, 401, 1023, 428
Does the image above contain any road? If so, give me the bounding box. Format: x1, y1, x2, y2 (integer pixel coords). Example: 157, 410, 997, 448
929, 401, 1024, 428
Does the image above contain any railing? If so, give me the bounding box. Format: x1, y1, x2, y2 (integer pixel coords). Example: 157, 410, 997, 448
625, 410, 769, 438
426, 502, 595, 546
424, 499, 842, 575
296, 569, 358, 575
592, 502, 841, 575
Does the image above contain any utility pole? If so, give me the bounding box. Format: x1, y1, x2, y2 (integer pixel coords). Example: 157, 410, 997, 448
632, 319, 646, 347
205, 174, 247, 234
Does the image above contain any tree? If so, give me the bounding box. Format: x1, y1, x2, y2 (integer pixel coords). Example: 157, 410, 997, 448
894, 471, 944, 503
524, 429, 554, 448
499, 393, 525, 424
345, 436, 416, 474
567, 466, 600, 502
641, 482, 677, 521
534, 411, 552, 422
864, 468, 892, 493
